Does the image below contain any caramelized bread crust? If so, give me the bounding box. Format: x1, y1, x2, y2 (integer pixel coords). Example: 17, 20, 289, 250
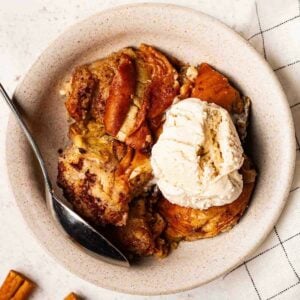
65, 45, 179, 151
65, 66, 98, 122
191, 63, 243, 113
138, 44, 179, 119
104, 54, 136, 136
113, 196, 169, 257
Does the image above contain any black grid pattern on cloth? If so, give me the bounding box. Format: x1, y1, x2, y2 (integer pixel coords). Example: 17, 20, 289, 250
254, 2, 267, 59
245, 262, 263, 300
223, 188, 300, 272
274, 60, 300, 71
223, 1, 300, 298
248, 15, 300, 41
274, 227, 300, 281
225, 227, 300, 299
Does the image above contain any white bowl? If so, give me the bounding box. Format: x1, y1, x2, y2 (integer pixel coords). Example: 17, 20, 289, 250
6, 3, 295, 295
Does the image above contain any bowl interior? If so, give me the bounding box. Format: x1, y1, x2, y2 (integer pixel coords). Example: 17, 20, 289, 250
6, 4, 295, 295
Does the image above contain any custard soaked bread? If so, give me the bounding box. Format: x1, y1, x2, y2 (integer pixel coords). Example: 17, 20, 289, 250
113, 194, 169, 257
65, 44, 179, 150
58, 45, 256, 257
59, 44, 178, 227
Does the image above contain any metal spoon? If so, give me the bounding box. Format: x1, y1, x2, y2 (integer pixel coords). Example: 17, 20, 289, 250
0, 83, 129, 267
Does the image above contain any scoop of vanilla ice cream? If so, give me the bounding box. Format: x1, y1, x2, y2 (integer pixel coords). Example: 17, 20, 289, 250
151, 98, 244, 209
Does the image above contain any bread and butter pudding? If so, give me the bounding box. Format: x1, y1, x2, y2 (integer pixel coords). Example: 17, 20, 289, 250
57, 44, 256, 258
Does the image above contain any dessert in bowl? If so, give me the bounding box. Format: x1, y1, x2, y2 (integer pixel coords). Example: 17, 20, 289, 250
6, 4, 295, 294
57, 44, 257, 258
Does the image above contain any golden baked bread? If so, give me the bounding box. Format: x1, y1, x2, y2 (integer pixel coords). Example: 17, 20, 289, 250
191, 63, 243, 113
57, 121, 152, 226
58, 45, 257, 257
65, 44, 179, 151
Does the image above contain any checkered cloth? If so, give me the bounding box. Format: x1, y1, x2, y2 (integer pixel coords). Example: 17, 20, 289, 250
221, 1, 300, 299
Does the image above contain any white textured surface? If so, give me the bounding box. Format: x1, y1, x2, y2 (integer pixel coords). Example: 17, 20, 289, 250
1, 0, 299, 299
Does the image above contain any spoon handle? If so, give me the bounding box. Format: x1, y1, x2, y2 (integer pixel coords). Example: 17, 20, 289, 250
1, 83, 130, 266
0, 83, 52, 191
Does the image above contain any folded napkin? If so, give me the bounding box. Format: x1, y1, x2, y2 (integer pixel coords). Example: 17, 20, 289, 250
221, 1, 300, 299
